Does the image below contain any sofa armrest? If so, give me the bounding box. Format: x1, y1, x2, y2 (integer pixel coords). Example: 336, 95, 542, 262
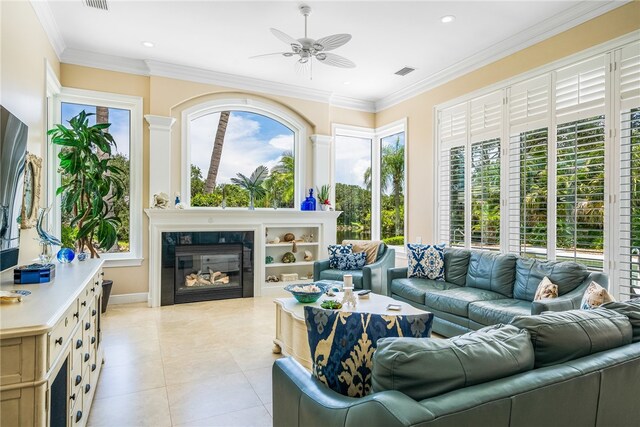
386, 267, 408, 296
313, 259, 331, 281
530, 272, 607, 315
273, 357, 435, 427
362, 248, 395, 294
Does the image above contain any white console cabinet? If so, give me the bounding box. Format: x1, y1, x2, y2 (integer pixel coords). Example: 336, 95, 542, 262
0, 259, 105, 427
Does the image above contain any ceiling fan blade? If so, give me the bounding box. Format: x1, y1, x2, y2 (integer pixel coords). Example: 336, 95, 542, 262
270, 28, 301, 47
315, 34, 352, 51
317, 52, 356, 68
249, 52, 292, 59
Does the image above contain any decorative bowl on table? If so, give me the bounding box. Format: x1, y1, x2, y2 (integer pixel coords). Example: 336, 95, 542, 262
284, 283, 326, 303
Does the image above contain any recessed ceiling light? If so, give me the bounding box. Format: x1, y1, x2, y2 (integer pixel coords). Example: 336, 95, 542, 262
441, 15, 456, 24
343, 81, 351, 85
141, 41, 155, 48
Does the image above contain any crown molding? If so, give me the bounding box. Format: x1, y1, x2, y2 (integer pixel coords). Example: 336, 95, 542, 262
61, 48, 150, 76
30, 0, 65, 58
374, 0, 629, 112
329, 95, 376, 113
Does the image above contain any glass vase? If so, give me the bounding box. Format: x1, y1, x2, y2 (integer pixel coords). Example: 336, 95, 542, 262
39, 241, 53, 264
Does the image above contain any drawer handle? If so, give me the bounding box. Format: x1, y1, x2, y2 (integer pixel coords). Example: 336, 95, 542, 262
91, 363, 97, 372
91, 286, 96, 292
73, 312, 79, 319
75, 375, 82, 386
84, 353, 90, 362
85, 322, 91, 331
101, 272, 105, 276
84, 384, 91, 394
76, 339, 83, 349
70, 393, 76, 401
55, 337, 63, 345
75, 411, 82, 423
91, 336, 96, 344
92, 309, 97, 316
81, 301, 87, 307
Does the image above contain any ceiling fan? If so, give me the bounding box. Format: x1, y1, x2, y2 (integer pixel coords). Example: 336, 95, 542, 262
250, 4, 355, 77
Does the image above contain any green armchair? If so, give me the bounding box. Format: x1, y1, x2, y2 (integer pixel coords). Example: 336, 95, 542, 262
313, 242, 396, 294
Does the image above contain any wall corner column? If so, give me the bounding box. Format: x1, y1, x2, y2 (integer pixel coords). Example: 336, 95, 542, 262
310, 134, 332, 194
145, 115, 176, 205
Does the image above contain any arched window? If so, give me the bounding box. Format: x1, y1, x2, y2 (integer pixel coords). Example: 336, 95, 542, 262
182, 100, 305, 209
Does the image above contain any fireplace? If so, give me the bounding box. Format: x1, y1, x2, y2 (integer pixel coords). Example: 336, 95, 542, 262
161, 231, 254, 305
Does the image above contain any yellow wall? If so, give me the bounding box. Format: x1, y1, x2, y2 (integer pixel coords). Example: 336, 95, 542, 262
376, 1, 640, 243
1, 0, 60, 264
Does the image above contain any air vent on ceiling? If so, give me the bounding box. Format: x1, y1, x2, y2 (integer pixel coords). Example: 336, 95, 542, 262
394, 66, 416, 76
84, 0, 109, 11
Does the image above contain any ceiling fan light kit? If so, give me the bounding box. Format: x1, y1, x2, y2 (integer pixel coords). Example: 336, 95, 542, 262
251, 3, 355, 77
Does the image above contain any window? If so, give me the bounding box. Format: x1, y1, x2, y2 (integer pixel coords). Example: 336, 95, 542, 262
189, 111, 295, 209
334, 134, 372, 242
333, 121, 406, 246
436, 38, 640, 300
52, 89, 143, 266
379, 132, 406, 245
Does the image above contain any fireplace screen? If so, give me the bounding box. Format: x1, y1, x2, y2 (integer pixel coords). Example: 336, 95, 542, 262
175, 245, 242, 295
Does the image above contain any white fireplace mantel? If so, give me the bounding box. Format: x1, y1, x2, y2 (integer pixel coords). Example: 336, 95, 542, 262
145, 208, 341, 307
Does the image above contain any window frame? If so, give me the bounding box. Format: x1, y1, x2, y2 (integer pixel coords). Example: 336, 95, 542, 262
331, 119, 407, 247
50, 88, 144, 267
181, 98, 306, 209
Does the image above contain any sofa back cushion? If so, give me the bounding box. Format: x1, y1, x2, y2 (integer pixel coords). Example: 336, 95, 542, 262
443, 248, 471, 286
510, 308, 632, 368
514, 258, 589, 301
602, 300, 640, 342
372, 324, 534, 400
304, 307, 433, 398
465, 251, 517, 297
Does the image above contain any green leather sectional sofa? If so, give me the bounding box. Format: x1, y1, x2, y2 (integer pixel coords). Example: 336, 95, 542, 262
388, 248, 608, 337
273, 305, 640, 427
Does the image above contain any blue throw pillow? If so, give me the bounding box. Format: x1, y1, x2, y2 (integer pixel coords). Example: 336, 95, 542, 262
328, 244, 353, 268
304, 306, 434, 397
335, 252, 367, 271
407, 243, 445, 280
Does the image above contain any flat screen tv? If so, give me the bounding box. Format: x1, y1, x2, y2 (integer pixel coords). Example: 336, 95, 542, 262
0, 106, 27, 271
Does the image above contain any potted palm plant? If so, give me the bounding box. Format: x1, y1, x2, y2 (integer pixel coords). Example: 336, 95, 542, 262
231, 165, 268, 210
47, 111, 125, 258
316, 184, 332, 211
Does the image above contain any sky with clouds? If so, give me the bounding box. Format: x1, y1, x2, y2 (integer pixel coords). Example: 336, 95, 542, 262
61, 103, 130, 159
190, 111, 293, 183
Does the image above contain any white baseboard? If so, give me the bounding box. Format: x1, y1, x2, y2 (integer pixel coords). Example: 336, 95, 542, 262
108, 292, 148, 305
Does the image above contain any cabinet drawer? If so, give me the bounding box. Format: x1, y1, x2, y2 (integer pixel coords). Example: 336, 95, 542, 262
48, 301, 79, 369
0, 336, 36, 386
71, 327, 83, 382
69, 388, 84, 426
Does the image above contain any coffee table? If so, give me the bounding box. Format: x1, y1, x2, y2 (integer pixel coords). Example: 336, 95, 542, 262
273, 292, 429, 370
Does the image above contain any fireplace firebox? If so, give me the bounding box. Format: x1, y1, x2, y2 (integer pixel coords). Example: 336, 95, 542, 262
161, 231, 254, 305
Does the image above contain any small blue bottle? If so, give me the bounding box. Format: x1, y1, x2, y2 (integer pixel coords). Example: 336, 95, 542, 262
301, 188, 317, 211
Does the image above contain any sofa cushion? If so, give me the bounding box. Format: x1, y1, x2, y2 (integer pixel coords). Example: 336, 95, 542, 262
319, 269, 363, 289
407, 243, 445, 280
342, 240, 384, 264
466, 251, 517, 298
510, 308, 632, 368
424, 288, 505, 317
533, 276, 559, 301
514, 258, 589, 301
602, 300, 640, 342
580, 281, 615, 309
304, 307, 433, 398
334, 252, 367, 271
328, 244, 353, 268
443, 248, 471, 286
469, 299, 533, 326
372, 324, 534, 400
390, 278, 459, 305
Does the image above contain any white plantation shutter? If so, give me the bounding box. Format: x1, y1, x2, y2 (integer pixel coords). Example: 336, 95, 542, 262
470, 91, 502, 142
438, 104, 467, 246
509, 75, 551, 132
470, 137, 501, 250
620, 42, 640, 111
556, 55, 607, 123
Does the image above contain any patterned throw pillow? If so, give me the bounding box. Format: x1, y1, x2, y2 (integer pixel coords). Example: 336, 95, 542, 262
304, 307, 433, 397
580, 281, 616, 309
534, 276, 559, 301
335, 252, 367, 271
328, 244, 353, 268
406, 243, 445, 280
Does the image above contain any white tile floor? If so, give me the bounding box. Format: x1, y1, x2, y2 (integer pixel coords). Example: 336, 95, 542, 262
87, 297, 280, 427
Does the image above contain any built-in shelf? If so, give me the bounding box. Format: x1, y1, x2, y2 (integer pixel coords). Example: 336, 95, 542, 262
266, 261, 315, 268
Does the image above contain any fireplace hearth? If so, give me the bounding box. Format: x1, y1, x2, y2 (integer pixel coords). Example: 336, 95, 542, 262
161, 231, 254, 305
